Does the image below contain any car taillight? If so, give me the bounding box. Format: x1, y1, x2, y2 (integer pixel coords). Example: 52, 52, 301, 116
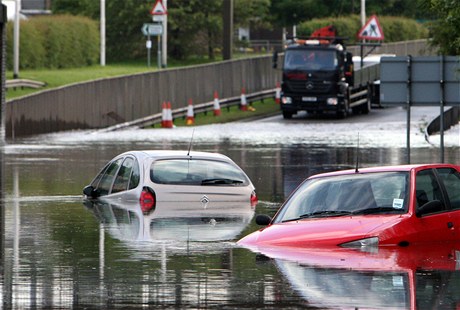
250, 191, 258, 206
140, 188, 155, 213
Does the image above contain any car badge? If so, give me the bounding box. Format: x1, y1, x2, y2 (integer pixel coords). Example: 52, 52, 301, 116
200, 195, 210, 208
306, 82, 314, 90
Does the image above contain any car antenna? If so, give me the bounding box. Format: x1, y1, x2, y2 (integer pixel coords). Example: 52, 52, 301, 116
355, 132, 360, 173
187, 129, 195, 157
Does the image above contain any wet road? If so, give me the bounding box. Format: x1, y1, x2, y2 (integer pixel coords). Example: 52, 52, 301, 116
0, 106, 459, 309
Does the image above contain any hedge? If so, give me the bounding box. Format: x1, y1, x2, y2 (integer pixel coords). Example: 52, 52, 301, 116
6, 15, 99, 69
297, 15, 429, 44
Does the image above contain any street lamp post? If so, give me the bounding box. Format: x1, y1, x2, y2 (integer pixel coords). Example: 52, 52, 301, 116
100, 0, 106, 66
13, 0, 20, 78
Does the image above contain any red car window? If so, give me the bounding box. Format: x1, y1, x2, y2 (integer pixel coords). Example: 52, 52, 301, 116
415, 169, 446, 211
436, 168, 460, 210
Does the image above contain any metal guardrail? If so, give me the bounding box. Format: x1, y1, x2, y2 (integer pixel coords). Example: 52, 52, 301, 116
6, 79, 46, 89
98, 88, 276, 132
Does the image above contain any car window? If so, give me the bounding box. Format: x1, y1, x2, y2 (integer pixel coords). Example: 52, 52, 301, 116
150, 159, 249, 186
415, 169, 445, 211
128, 159, 140, 190
436, 168, 460, 210
274, 172, 409, 222
96, 158, 123, 196
112, 157, 136, 194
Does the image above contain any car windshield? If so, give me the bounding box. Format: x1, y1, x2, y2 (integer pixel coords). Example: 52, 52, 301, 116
274, 172, 409, 223
284, 49, 337, 71
150, 159, 249, 186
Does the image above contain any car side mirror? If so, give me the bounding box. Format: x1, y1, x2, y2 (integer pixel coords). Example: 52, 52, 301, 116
255, 214, 272, 226
272, 52, 278, 69
416, 200, 443, 217
83, 185, 100, 198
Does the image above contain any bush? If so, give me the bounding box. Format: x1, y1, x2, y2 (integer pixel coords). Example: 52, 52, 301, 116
6, 15, 99, 69
297, 15, 428, 44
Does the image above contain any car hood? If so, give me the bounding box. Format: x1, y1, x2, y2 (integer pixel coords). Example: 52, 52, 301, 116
238, 214, 406, 248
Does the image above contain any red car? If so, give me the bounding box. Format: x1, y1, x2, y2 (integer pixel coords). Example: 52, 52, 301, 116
238, 164, 460, 248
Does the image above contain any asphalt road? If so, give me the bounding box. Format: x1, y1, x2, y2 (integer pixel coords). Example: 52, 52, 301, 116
258, 105, 442, 125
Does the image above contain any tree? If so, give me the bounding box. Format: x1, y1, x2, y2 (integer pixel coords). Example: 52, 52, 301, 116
418, 0, 460, 55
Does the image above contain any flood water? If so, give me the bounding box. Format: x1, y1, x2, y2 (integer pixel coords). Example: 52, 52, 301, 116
1, 107, 460, 309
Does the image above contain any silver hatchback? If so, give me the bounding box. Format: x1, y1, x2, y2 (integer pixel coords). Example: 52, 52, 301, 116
83, 150, 258, 212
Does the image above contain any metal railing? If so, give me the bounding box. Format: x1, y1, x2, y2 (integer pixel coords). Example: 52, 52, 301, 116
6, 79, 46, 89
98, 89, 276, 132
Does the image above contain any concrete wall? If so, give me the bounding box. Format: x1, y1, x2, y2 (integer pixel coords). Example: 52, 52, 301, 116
6, 56, 277, 137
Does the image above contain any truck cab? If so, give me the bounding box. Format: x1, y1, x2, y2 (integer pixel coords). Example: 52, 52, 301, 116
276, 39, 354, 119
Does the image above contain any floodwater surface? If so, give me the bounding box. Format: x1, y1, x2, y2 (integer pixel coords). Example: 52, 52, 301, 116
1, 108, 459, 309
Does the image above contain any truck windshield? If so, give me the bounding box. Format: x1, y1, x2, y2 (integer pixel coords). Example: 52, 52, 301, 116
284, 49, 337, 71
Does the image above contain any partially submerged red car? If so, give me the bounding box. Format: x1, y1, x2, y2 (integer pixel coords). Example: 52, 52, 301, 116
238, 164, 460, 248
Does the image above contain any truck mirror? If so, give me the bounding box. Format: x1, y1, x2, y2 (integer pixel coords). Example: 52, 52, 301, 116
346, 52, 353, 64
272, 52, 278, 69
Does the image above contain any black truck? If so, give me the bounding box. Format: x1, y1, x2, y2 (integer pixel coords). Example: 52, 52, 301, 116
274, 29, 371, 119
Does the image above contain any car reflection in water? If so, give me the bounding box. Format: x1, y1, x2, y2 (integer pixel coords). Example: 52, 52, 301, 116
252, 243, 460, 309
84, 199, 255, 245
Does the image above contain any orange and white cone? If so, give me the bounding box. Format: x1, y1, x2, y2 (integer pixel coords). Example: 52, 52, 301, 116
186, 99, 195, 125
275, 82, 281, 104
161, 101, 167, 127
240, 87, 248, 111
163, 101, 174, 128
213, 91, 221, 116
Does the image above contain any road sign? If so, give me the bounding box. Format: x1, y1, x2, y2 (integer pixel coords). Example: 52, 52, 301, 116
150, 0, 167, 15
142, 23, 163, 36
357, 15, 384, 41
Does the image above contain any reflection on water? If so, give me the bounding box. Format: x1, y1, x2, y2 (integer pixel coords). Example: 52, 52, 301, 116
85, 199, 255, 244
0, 119, 459, 308
248, 244, 460, 309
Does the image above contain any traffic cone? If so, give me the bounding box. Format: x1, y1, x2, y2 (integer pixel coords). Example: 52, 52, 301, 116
163, 101, 174, 128
161, 101, 167, 127
240, 87, 248, 111
275, 82, 281, 104
213, 91, 221, 116
186, 98, 195, 125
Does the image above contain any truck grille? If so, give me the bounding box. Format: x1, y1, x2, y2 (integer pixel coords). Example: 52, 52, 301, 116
286, 80, 332, 93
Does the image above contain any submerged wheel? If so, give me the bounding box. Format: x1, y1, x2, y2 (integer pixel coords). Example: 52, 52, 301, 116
361, 93, 371, 114
282, 111, 293, 119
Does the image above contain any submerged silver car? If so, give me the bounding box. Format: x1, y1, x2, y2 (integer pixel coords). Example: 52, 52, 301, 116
83, 150, 258, 211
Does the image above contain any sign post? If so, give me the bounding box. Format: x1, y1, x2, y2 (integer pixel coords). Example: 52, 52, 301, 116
150, 0, 167, 68
142, 23, 163, 68
357, 15, 384, 94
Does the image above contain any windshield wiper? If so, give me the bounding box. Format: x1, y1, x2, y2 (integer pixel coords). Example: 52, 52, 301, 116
352, 207, 404, 215
201, 178, 243, 185
281, 210, 353, 222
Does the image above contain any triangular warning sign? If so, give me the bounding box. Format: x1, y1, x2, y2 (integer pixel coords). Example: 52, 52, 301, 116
357, 15, 384, 41
150, 0, 167, 15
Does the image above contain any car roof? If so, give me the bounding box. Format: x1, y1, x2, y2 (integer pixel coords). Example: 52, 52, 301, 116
308, 163, 460, 179
119, 150, 233, 162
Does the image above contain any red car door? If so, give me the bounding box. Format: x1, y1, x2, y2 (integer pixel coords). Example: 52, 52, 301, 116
410, 168, 456, 243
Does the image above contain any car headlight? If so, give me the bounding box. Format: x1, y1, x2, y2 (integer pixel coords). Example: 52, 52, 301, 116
327, 97, 338, 105
340, 237, 379, 248
282, 96, 292, 104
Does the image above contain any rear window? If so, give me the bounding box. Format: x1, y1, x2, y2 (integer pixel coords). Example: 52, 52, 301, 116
150, 159, 249, 186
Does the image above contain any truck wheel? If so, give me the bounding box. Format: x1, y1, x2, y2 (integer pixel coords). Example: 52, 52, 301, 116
361, 94, 371, 114
336, 100, 349, 119
336, 109, 347, 119
282, 111, 293, 119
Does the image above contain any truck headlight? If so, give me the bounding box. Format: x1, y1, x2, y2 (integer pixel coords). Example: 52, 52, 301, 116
282, 97, 292, 104
327, 97, 338, 105
340, 237, 379, 248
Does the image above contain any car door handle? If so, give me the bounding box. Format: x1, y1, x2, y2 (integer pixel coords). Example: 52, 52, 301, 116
447, 222, 454, 229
